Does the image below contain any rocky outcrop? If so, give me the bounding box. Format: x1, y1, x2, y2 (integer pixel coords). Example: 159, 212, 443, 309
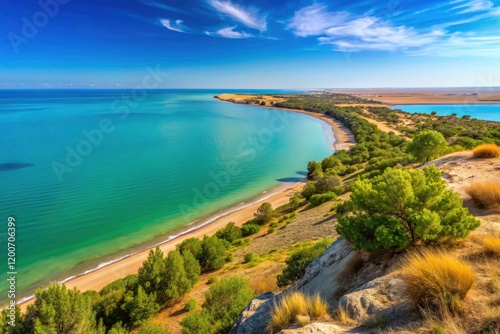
277, 323, 345, 333
229, 292, 274, 334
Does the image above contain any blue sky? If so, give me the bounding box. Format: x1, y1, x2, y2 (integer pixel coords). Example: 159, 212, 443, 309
1, 0, 500, 88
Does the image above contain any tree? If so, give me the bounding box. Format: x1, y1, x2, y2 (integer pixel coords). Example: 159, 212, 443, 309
23, 284, 98, 334
289, 195, 301, 210
241, 222, 260, 236
182, 251, 201, 286
163, 250, 193, 301
254, 202, 275, 225
314, 175, 342, 194
138, 247, 165, 296
202, 277, 254, 334
180, 311, 214, 334
1, 305, 24, 334
215, 222, 242, 243
122, 287, 159, 326
407, 130, 448, 163
138, 321, 170, 334
177, 238, 202, 259
336, 166, 480, 252
198, 236, 229, 272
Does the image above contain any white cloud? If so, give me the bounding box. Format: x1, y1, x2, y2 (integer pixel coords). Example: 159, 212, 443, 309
408, 33, 500, 56
160, 19, 188, 33
208, 0, 267, 31
206, 26, 253, 39
141, 0, 189, 15
451, 0, 494, 13
287, 4, 349, 37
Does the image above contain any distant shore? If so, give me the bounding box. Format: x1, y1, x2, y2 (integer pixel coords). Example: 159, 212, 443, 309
18, 95, 353, 310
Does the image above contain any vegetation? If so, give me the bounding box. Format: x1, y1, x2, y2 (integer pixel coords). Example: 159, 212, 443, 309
481, 235, 500, 256
465, 182, 500, 210
184, 299, 198, 312
336, 166, 480, 251
241, 222, 260, 236
198, 236, 230, 272
407, 130, 449, 163
472, 143, 500, 158
254, 202, 276, 225
181, 277, 254, 334
215, 222, 242, 243
402, 251, 475, 314
137, 321, 170, 334
266, 291, 328, 333
309, 192, 337, 207
277, 238, 333, 287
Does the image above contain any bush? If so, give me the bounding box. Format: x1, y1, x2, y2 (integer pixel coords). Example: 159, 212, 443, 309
277, 238, 332, 287
268, 226, 276, 234
472, 144, 500, 158
309, 192, 337, 207
267, 292, 328, 333
254, 202, 276, 225
215, 222, 242, 243
180, 310, 214, 334
336, 166, 480, 252
301, 182, 317, 200
207, 276, 218, 285
177, 238, 202, 258
138, 321, 170, 334
465, 182, 500, 210
407, 130, 448, 163
289, 195, 301, 210
481, 235, 500, 256
402, 251, 475, 314
184, 299, 198, 312
244, 252, 257, 263
241, 222, 260, 236
202, 277, 255, 334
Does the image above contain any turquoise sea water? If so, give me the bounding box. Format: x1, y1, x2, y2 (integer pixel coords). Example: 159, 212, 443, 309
0, 89, 333, 303
392, 104, 500, 122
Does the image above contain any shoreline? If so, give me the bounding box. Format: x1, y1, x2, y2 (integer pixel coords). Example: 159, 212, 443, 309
17, 99, 354, 310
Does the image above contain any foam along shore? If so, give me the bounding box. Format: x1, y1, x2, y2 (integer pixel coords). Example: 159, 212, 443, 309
18, 101, 355, 310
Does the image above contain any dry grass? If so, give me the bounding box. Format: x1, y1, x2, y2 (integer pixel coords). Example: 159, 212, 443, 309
472, 144, 500, 158
334, 305, 356, 325
422, 308, 467, 334
481, 235, 500, 256
266, 291, 329, 333
465, 182, 500, 210
402, 251, 475, 315
251, 275, 279, 295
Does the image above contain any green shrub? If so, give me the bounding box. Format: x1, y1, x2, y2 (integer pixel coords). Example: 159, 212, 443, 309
199, 236, 229, 272
180, 310, 214, 334
244, 252, 257, 263
309, 192, 337, 207
407, 130, 448, 163
215, 222, 242, 243
138, 321, 170, 334
254, 202, 276, 225
207, 276, 219, 285
241, 222, 260, 236
268, 226, 276, 234
277, 238, 333, 287
302, 182, 317, 200
336, 166, 480, 252
184, 299, 198, 312
289, 195, 301, 210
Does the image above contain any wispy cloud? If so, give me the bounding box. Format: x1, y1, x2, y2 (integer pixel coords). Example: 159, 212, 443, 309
208, 0, 267, 31
141, 0, 189, 15
206, 26, 253, 39
287, 4, 349, 37
160, 19, 189, 33
408, 33, 500, 56
451, 0, 494, 13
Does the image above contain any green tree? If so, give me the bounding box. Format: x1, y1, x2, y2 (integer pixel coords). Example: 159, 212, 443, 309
203, 277, 254, 334
314, 175, 342, 194
122, 287, 159, 326
336, 166, 480, 252
108, 322, 130, 334
182, 251, 201, 286
0, 305, 24, 334
215, 222, 242, 243
24, 284, 98, 334
241, 222, 260, 236
407, 130, 448, 163
199, 236, 229, 272
277, 239, 332, 287
177, 238, 202, 259
163, 250, 193, 301
288, 195, 301, 210
138, 247, 165, 296
180, 311, 214, 334
138, 321, 170, 334
254, 202, 275, 225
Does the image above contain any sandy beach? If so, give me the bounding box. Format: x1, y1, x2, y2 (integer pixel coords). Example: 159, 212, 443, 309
19, 99, 353, 310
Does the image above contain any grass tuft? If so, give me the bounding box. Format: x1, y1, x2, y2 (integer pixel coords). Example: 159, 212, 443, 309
472, 144, 500, 158
402, 251, 475, 315
465, 182, 500, 210
334, 305, 356, 325
481, 235, 500, 256
266, 291, 328, 333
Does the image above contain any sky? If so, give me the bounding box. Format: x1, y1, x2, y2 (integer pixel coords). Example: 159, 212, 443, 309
1, 0, 500, 88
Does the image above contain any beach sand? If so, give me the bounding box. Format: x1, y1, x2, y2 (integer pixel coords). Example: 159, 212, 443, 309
19, 99, 353, 310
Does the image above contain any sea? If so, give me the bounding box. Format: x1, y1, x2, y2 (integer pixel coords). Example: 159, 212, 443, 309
392, 104, 500, 122
0, 89, 334, 304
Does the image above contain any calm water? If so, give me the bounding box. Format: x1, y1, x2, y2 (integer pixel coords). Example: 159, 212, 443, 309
392, 104, 500, 122
0, 89, 333, 302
